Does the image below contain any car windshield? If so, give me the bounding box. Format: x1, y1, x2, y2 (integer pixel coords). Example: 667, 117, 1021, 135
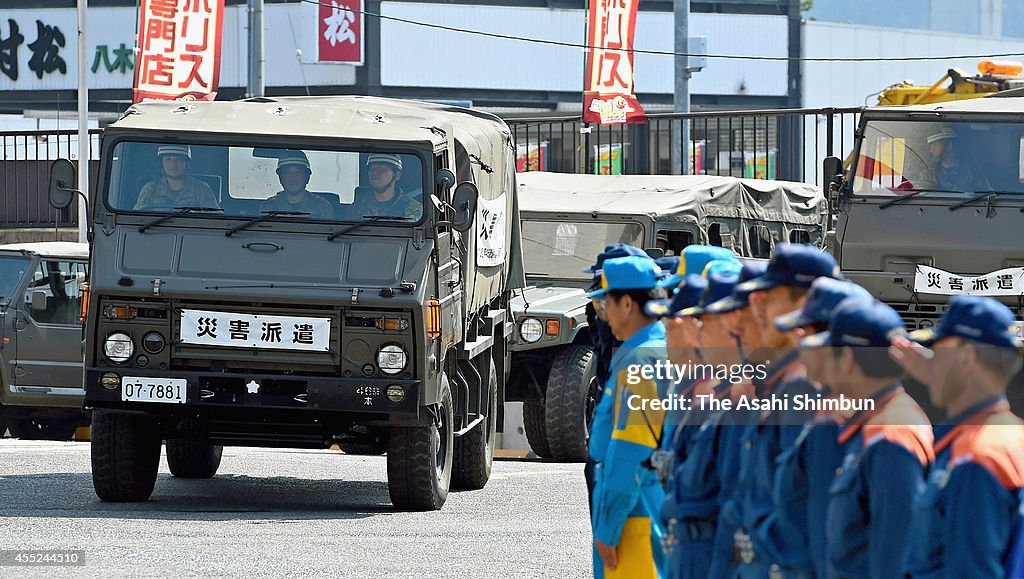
104, 141, 426, 223
852, 119, 1024, 197
0, 255, 30, 299
522, 220, 645, 281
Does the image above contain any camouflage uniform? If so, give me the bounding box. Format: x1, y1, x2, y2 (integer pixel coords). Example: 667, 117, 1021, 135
260, 191, 334, 219
349, 189, 422, 220
135, 177, 218, 209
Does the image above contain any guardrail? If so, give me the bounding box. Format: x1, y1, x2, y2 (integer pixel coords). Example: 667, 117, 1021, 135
0, 129, 101, 228
505, 107, 862, 187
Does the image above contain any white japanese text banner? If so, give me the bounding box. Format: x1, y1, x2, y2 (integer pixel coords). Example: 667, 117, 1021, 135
180, 309, 331, 351
134, 0, 226, 103
913, 265, 1024, 296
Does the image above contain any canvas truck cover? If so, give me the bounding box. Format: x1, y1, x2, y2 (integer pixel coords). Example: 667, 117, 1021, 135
105, 96, 524, 314
516, 172, 827, 251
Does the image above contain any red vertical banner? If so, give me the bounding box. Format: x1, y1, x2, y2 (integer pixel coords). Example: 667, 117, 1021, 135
318, 0, 364, 64
583, 0, 646, 125
133, 0, 226, 103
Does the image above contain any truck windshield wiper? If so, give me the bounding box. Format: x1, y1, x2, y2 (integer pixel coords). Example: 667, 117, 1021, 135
949, 191, 1022, 211
327, 215, 413, 241
138, 206, 223, 232
879, 189, 965, 209
226, 210, 310, 237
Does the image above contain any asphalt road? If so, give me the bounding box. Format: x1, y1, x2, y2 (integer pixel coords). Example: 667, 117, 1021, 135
0, 440, 591, 578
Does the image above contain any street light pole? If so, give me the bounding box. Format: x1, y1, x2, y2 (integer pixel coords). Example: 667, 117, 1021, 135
247, 0, 265, 98
77, 0, 89, 243
673, 0, 690, 175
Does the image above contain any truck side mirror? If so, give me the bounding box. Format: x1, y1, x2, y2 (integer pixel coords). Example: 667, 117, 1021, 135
436, 182, 478, 233
822, 156, 843, 190
643, 247, 665, 259
31, 291, 48, 312
48, 158, 78, 210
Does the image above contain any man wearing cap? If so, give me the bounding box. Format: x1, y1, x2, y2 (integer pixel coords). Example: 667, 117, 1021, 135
890, 295, 1024, 577
916, 127, 990, 192
135, 145, 219, 210
770, 278, 872, 578
652, 270, 740, 579
350, 153, 421, 220
725, 244, 841, 578
587, 256, 669, 578
801, 298, 933, 579
260, 152, 334, 219
583, 244, 649, 517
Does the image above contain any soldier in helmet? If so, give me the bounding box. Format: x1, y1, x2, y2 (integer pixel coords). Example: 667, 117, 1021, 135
260, 152, 334, 219
134, 144, 219, 210
350, 154, 422, 220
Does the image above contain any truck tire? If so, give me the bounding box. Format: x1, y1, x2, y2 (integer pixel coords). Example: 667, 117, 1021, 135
452, 358, 497, 490
91, 410, 162, 502
166, 438, 223, 479
387, 378, 454, 511
544, 345, 599, 462
8, 417, 79, 441
523, 401, 552, 458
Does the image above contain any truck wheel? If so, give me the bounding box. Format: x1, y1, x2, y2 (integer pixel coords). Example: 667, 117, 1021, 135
91, 410, 162, 502
387, 378, 454, 511
8, 417, 79, 441
544, 345, 598, 462
166, 438, 223, 479
523, 401, 552, 458
452, 358, 497, 490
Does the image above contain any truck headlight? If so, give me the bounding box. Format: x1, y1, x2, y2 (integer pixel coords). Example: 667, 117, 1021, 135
519, 318, 543, 343
377, 344, 407, 375
104, 332, 134, 364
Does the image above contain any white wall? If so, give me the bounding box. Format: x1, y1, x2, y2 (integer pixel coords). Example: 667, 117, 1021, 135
380, 3, 789, 97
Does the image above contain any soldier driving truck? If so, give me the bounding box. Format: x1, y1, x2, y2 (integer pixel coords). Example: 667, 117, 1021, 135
47, 96, 525, 510
821, 95, 1024, 412
0, 242, 90, 440
508, 172, 827, 461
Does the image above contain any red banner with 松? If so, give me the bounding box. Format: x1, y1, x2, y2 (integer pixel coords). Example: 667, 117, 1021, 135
583, 0, 646, 125
133, 0, 226, 103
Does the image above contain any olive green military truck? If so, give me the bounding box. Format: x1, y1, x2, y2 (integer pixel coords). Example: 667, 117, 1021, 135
0, 242, 90, 440
508, 172, 827, 460
47, 96, 525, 510
823, 96, 1024, 410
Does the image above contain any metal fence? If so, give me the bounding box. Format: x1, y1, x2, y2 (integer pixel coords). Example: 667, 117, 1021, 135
0, 129, 101, 228
0, 107, 861, 227
506, 107, 862, 187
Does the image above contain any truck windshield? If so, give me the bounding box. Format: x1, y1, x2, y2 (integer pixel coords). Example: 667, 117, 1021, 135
0, 255, 30, 299
522, 220, 644, 281
852, 120, 1024, 197
104, 141, 425, 223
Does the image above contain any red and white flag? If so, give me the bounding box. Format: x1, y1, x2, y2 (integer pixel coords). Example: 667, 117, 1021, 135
583, 0, 646, 125
133, 0, 226, 103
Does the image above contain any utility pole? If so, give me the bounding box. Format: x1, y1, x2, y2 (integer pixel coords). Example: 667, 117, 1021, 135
77, 0, 89, 243
673, 0, 690, 175
247, 0, 265, 98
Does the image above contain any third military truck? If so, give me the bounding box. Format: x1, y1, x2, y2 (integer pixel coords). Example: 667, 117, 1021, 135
508, 172, 827, 460
48, 96, 524, 510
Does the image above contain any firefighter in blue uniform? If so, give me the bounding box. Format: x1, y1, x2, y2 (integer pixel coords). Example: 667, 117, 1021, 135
654, 269, 742, 579
801, 298, 934, 579
891, 296, 1024, 578
587, 256, 670, 578
771, 277, 872, 578
723, 244, 841, 578
678, 260, 768, 579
